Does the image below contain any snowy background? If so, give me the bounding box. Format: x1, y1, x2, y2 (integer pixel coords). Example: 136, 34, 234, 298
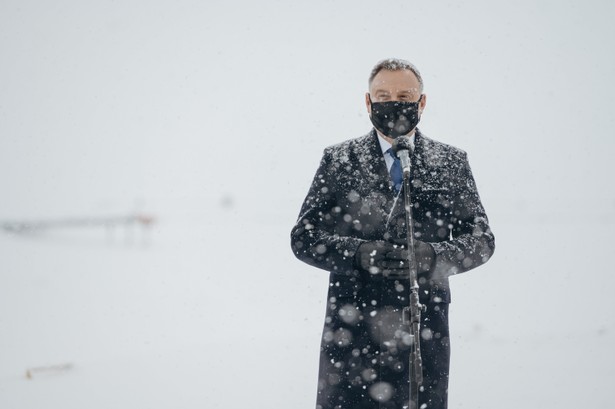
1, 0, 614, 408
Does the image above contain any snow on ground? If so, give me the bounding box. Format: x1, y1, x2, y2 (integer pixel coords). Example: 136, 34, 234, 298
1, 210, 613, 408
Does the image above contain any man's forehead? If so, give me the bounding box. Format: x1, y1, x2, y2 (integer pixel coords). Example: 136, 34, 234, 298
371, 84, 420, 93
370, 70, 421, 92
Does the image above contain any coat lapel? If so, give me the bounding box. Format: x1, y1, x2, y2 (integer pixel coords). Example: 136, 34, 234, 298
362, 129, 397, 196
410, 129, 427, 189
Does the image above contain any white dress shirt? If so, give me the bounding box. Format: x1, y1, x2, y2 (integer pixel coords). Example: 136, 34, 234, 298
376, 132, 416, 172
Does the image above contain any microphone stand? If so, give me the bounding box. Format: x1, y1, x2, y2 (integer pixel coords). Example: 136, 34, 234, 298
398, 149, 423, 408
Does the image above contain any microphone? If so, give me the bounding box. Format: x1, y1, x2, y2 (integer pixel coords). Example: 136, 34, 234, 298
392, 136, 413, 176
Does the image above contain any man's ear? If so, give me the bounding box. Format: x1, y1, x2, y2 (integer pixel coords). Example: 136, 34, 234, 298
419, 93, 427, 115
365, 92, 372, 114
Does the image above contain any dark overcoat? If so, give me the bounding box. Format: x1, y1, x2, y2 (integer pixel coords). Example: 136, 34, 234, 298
291, 129, 495, 409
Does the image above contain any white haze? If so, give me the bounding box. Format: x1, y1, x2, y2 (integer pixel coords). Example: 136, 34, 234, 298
1, 1, 614, 408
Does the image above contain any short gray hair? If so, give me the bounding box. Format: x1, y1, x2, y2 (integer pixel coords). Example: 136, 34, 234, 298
368, 58, 424, 92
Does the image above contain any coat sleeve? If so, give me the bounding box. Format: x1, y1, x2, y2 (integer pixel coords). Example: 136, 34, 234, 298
290, 148, 365, 276
429, 151, 495, 278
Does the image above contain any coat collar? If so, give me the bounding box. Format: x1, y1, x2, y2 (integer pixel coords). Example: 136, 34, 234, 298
411, 128, 427, 178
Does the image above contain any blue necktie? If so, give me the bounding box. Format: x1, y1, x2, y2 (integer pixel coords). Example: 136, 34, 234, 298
387, 148, 403, 192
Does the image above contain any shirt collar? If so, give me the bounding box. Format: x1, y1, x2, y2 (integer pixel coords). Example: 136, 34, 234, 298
376, 131, 416, 156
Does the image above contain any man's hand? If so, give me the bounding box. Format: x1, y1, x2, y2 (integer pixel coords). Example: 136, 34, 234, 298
355, 240, 435, 278
355, 241, 409, 278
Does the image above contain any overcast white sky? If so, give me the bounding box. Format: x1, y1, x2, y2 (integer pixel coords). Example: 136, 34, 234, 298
1, 1, 614, 408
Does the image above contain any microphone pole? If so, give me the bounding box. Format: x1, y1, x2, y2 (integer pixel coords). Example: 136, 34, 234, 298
392, 136, 423, 406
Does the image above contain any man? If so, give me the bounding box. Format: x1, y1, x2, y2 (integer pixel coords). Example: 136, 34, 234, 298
290, 58, 495, 409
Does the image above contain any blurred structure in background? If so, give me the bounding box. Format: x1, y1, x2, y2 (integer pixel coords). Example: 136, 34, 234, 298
25, 363, 74, 380
1, 213, 156, 245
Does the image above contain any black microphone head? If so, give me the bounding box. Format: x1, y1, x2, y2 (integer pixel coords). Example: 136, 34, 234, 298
392, 136, 413, 153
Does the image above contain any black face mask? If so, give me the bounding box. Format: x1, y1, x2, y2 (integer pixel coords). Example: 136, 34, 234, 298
368, 95, 422, 138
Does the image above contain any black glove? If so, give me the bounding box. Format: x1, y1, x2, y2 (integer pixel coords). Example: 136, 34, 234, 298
355, 240, 435, 278
355, 241, 409, 278
413, 240, 436, 274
